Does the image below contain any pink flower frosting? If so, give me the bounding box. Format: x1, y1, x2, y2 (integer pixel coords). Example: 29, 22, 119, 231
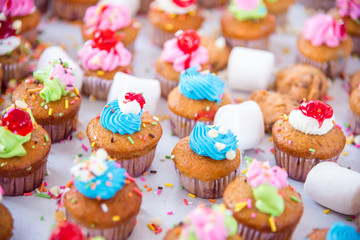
234, 0, 260, 10
2, 0, 35, 17
78, 40, 132, 72
302, 13, 347, 48
337, 0, 360, 20
160, 38, 209, 72
50, 62, 76, 86
247, 160, 288, 189
83, 3, 131, 35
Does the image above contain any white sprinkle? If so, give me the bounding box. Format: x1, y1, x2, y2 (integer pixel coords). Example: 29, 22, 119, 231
15, 100, 28, 109
226, 150, 236, 160
208, 129, 219, 138
44, 105, 48, 110
101, 203, 108, 213
218, 126, 228, 135
50, 186, 60, 197
215, 142, 226, 151
153, 116, 159, 121
175, 30, 183, 37
215, 36, 226, 49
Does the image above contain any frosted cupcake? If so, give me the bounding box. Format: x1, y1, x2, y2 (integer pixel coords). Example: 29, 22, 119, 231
172, 122, 241, 199
156, 30, 209, 98
54, 0, 98, 21
0, 189, 13, 240
264, 0, 294, 26
307, 222, 360, 240
349, 86, 360, 135
168, 67, 231, 138
78, 29, 132, 100
298, 0, 335, 11
296, 13, 353, 78
221, 0, 276, 50
82, 2, 141, 53
148, 0, 204, 46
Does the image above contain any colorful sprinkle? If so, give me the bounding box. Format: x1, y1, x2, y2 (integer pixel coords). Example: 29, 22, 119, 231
269, 217, 277, 232
290, 196, 301, 203
35, 193, 51, 199
324, 209, 330, 214
188, 193, 196, 198
235, 202, 248, 212
81, 144, 88, 151
164, 183, 173, 187
128, 136, 134, 144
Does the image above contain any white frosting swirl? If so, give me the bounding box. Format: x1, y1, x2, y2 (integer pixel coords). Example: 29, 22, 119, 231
289, 109, 335, 135
0, 36, 21, 56
154, 0, 196, 14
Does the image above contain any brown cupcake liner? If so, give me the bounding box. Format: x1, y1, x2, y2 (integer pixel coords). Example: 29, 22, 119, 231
273, 145, 339, 182
274, 12, 286, 27
349, 110, 360, 135
237, 222, 297, 240
21, 28, 38, 45
155, 72, 179, 98
138, 0, 153, 13
41, 114, 78, 143
224, 35, 270, 50
296, 50, 347, 79
53, 0, 93, 21
66, 211, 137, 240
174, 164, 240, 199
351, 34, 360, 55
152, 26, 177, 47
82, 75, 112, 100
297, 0, 335, 11
0, 160, 47, 196
169, 111, 212, 138
198, 0, 229, 8
34, 0, 50, 13
2, 55, 30, 85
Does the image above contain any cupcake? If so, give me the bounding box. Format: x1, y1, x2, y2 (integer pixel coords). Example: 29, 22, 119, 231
349, 86, 360, 135
221, 0, 276, 50
148, 0, 204, 46
168, 66, 231, 138
139, 0, 153, 13
156, 30, 210, 98
296, 13, 353, 78
249, 90, 298, 133
34, 0, 50, 13
198, 0, 229, 9
12, 59, 81, 143
171, 122, 241, 199
223, 159, 304, 240
54, 0, 99, 21
298, 0, 335, 11
82, 2, 141, 53
0, 102, 51, 195
87, 91, 162, 177
350, 70, 360, 92
0, 189, 13, 240
337, 0, 360, 55
0, 18, 31, 90
201, 36, 231, 72
164, 204, 241, 240
264, 0, 294, 26
2, 0, 41, 44
272, 100, 346, 181
63, 149, 142, 239
78, 29, 132, 100
274, 64, 329, 102
307, 222, 360, 239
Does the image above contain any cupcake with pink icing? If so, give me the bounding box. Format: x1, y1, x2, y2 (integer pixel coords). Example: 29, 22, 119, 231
53, 0, 98, 21
82, 2, 142, 53
78, 29, 132, 100
164, 204, 242, 240
296, 13, 353, 78
1, 0, 40, 44
155, 29, 210, 98
337, 0, 360, 54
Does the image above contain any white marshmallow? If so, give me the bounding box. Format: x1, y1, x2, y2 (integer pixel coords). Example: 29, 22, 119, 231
37, 46, 83, 90
304, 162, 360, 215
214, 101, 264, 150
108, 72, 161, 114
228, 47, 275, 92
100, 0, 140, 17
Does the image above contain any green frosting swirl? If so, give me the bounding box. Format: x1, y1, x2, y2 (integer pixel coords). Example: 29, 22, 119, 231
229, 0, 268, 21
0, 126, 31, 158
252, 184, 284, 217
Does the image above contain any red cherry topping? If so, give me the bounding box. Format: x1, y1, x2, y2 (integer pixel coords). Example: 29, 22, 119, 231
0, 19, 17, 40
298, 100, 333, 128
173, 0, 196, 7
92, 29, 119, 52
49, 222, 85, 240
177, 30, 200, 54
2, 108, 33, 136
194, 108, 217, 121
332, 18, 346, 39
123, 92, 146, 109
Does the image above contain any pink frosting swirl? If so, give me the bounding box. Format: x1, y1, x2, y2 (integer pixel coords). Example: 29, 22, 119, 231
78, 40, 132, 72
337, 0, 360, 20
302, 13, 347, 48
235, 0, 260, 10
2, 0, 35, 17
247, 160, 288, 189
83, 3, 131, 34
160, 38, 209, 72
50, 63, 76, 86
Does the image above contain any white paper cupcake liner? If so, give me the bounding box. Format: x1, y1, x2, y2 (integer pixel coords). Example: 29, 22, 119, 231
155, 72, 179, 99
296, 50, 347, 79
138, 0, 152, 13
198, 0, 229, 8
349, 110, 360, 135
21, 28, 38, 45
351, 34, 360, 55
82, 75, 112, 100
274, 145, 339, 182
0, 160, 47, 196
66, 211, 137, 240
2, 55, 30, 84
152, 26, 176, 47
237, 222, 297, 240
53, 0, 92, 21
169, 111, 212, 138
174, 164, 239, 199
224, 35, 270, 50
41, 114, 78, 143
297, 0, 335, 10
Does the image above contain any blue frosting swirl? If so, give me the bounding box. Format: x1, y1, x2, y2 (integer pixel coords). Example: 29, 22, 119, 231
179, 67, 225, 103
326, 222, 360, 240
189, 122, 238, 160
74, 160, 127, 200
100, 100, 142, 135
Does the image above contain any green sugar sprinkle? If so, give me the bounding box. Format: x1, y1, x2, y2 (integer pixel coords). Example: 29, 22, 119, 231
41, 102, 45, 107
180, 185, 184, 189
165, 155, 171, 159
290, 195, 301, 203
40, 216, 44, 221
1, 163, 7, 167
128, 136, 134, 144
309, 148, 316, 153
70, 93, 75, 97
2, 110, 6, 115
71, 198, 77, 203
346, 217, 354, 221
59, 113, 64, 117
151, 122, 158, 126
36, 193, 51, 199
43, 143, 46, 146
32, 145, 35, 149
78, 153, 83, 157
244, 156, 253, 162
206, 106, 210, 111
44, 134, 49, 142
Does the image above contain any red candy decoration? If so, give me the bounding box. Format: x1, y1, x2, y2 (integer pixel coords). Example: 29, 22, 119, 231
123, 92, 146, 109
298, 100, 333, 128
333, 18, 346, 39
177, 30, 200, 69
49, 222, 85, 240
2, 108, 33, 136
0, 19, 17, 40
92, 29, 119, 52
173, 0, 196, 7
194, 108, 217, 121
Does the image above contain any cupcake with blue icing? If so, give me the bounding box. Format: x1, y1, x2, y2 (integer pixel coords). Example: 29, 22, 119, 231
63, 149, 142, 240
87, 90, 162, 177
168, 66, 231, 138
306, 222, 360, 240
171, 122, 241, 199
